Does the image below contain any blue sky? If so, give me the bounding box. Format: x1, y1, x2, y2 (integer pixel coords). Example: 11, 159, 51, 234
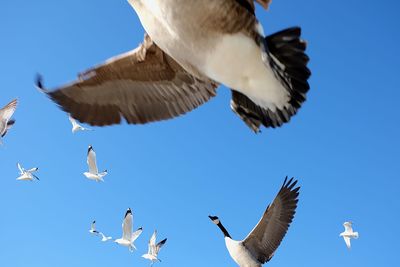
1, 0, 399, 266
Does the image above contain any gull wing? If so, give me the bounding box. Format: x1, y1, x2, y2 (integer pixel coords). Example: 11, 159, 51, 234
37, 34, 217, 127
0, 99, 17, 124
131, 227, 143, 242
87, 146, 98, 174
148, 230, 157, 255
68, 114, 79, 127
242, 177, 300, 264
343, 236, 351, 249
17, 163, 24, 174
122, 209, 133, 241
343, 222, 353, 233
155, 238, 167, 255
26, 167, 38, 173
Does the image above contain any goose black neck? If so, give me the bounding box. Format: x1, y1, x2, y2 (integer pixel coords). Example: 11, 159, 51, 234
217, 222, 231, 239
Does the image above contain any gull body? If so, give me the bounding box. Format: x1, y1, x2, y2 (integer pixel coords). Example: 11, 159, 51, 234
16, 163, 39, 181
69, 114, 91, 133
83, 145, 107, 182
142, 230, 167, 266
114, 208, 143, 252
38, 0, 310, 133
339, 222, 359, 249
209, 177, 300, 266
0, 99, 17, 144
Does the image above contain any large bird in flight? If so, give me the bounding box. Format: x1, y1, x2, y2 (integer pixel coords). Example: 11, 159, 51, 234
37, 0, 311, 133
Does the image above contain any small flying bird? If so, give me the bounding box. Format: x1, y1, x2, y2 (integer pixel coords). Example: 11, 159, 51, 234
99, 232, 112, 242
16, 163, 40, 181
340, 222, 359, 249
89, 220, 100, 235
69, 114, 92, 133
209, 177, 299, 267
142, 230, 167, 267
37, 0, 310, 133
83, 145, 107, 182
115, 208, 143, 252
0, 99, 17, 144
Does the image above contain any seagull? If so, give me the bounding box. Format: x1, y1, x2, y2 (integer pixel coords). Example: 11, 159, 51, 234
114, 208, 143, 252
0, 99, 17, 144
69, 114, 92, 133
99, 232, 112, 242
209, 177, 299, 266
142, 230, 167, 266
36, 0, 310, 133
89, 220, 100, 235
339, 222, 359, 249
16, 163, 40, 181
83, 145, 107, 182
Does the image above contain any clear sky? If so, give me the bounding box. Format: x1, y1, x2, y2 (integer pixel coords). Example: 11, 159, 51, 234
1, 1, 399, 266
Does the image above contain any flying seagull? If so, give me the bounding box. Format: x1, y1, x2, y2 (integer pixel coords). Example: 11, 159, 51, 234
339, 222, 359, 249
84, 145, 107, 182
16, 163, 40, 181
36, 0, 310, 133
209, 177, 299, 266
142, 230, 167, 266
0, 99, 17, 143
69, 114, 92, 133
89, 220, 100, 235
99, 232, 112, 242
115, 208, 143, 252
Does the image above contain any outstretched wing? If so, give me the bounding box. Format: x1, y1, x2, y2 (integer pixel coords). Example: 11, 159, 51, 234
0, 99, 17, 123
131, 227, 143, 242
87, 146, 98, 174
343, 222, 353, 233
242, 177, 300, 264
343, 236, 351, 249
148, 230, 157, 255
155, 238, 167, 255
17, 163, 24, 174
122, 209, 133, 241
37, 34, 217, 127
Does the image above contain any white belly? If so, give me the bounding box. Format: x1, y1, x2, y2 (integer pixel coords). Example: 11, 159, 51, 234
129, 0, 289, 111
225, 238, 261, 267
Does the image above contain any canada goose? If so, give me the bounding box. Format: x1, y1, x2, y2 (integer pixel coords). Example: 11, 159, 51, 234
83, 145, 107, 182
114, 208, 143, 252
37, 0, 310, 133
0, 99, 17, 143
339, 222, 359, 249
16, 163, 40, 181
69, 114, 92, 133
142, 230, 167, 266
209, 177, 299, 266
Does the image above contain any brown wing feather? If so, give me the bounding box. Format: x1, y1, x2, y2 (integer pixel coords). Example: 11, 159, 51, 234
256, 0, 272, 9
242, 177, 300, 264
37, 34, 218, 126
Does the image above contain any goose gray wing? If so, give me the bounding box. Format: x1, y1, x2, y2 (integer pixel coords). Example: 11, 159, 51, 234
242, 177, 300, 264
37, 34, 217, 126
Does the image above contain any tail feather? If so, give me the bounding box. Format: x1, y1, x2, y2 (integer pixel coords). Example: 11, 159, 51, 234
354, 232, 359, 239
230, 27, 311, 132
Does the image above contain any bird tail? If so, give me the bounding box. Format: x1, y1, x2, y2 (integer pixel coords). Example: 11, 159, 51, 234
354, 232, 359, 239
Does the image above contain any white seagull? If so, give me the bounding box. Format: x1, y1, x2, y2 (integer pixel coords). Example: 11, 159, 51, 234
69, 114, 92, 133
89, 220, 100, 235
83, 145, 107, 182
209, 177, 299, 267
115, 208, 143, 252
340, 222, 359, 249
0, 99, 17, 144
99, 232, 112, 242
142, 230, 167, 266
16, 163, 40, 181
37, 0, 311, 133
